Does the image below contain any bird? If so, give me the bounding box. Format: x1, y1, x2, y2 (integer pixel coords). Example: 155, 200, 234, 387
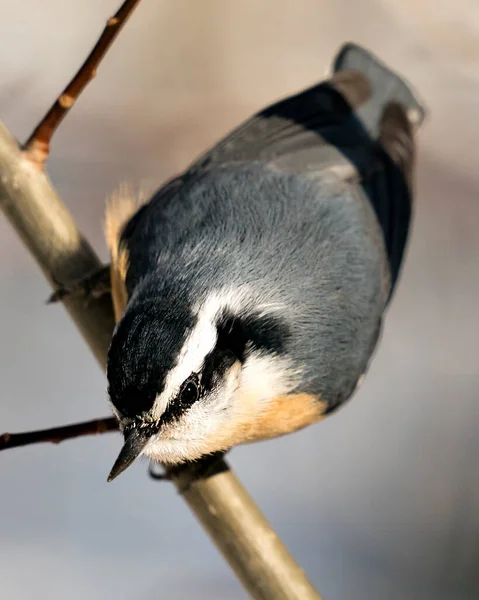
50, 43, 426, 481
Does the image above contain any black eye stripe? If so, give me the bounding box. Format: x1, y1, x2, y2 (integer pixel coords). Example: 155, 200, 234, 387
160, 374, 202, 425
216, 311, 290, 356
201, 347, 237, 391
216, 316, 248, 362
136, 312, 290, 429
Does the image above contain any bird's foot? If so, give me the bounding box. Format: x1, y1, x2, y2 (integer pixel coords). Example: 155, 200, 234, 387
148, 452, 227, 492
47, 264, 111, 305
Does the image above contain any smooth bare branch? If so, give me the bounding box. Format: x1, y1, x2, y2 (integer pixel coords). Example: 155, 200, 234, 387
0, 0, 322, 596
23, 0, 143, 168
0, 117, 321, 600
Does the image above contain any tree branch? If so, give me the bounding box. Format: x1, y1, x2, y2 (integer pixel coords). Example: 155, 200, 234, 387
0, 123, 322, 599
0, 417, 118, 451
0, 2, 322, 597
23, 0, 143, 168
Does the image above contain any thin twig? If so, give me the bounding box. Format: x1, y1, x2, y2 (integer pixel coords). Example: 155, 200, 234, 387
0, 417, 118, 452
23, 0, 143, 168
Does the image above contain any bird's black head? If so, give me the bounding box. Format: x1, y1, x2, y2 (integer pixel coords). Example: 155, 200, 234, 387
107, 300, 192, 417
106, 292, 292, 481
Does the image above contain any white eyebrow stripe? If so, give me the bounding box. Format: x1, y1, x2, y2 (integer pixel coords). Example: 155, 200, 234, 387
150, 285, 273, 421
150, 289, 238, 420
154, 318, 218, 416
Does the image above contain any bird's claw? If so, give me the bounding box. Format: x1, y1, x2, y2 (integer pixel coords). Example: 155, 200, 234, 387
47, 265, 111, 305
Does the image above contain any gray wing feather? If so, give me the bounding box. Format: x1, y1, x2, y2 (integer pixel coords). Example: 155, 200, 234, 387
119, 44, 425, 408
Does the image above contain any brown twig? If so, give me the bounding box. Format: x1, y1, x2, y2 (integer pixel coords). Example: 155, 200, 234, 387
0, 417, 118, 451
22, 0, 143, 168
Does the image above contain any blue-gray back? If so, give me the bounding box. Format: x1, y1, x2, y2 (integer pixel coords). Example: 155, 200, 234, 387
118, 43, 424, 407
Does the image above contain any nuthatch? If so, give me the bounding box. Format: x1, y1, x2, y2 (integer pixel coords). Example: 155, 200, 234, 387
52, 43, 425, 481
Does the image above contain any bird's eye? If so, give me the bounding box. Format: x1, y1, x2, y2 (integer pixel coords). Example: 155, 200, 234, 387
179, 376, 200, 406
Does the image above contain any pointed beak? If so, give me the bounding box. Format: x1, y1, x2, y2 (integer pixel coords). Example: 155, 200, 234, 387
107, 427, 149, 482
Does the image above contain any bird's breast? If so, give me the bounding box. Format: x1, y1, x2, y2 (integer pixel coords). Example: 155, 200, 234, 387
231, 392, 327, 444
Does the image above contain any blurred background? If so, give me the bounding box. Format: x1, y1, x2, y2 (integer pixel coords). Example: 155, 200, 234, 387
1, 1, 478, 598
